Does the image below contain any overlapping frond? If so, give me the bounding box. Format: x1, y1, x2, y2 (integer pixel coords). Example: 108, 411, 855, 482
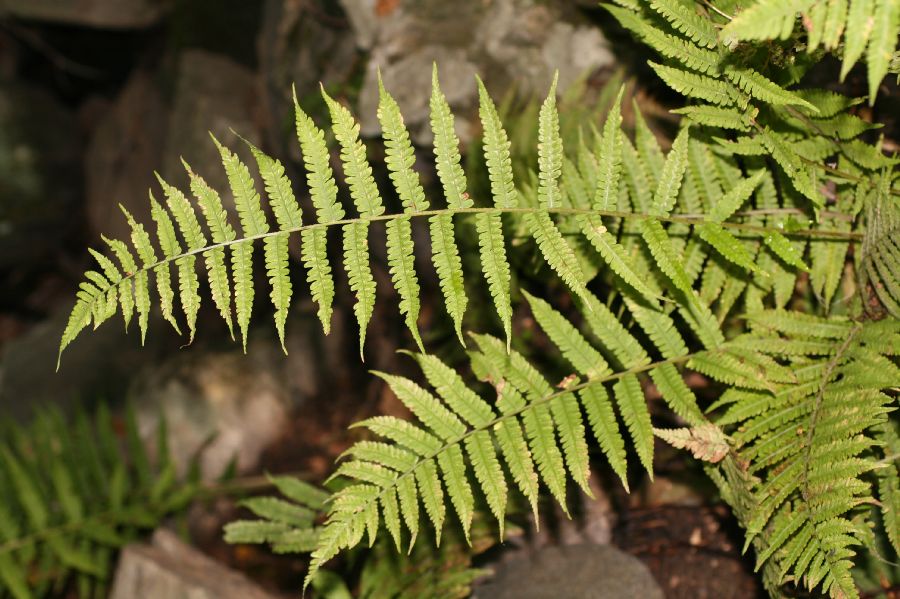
302, 283, 752, 586
719, 0, 899, 101
709, 312, 900, 598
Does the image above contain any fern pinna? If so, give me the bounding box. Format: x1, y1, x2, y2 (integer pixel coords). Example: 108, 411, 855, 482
55, 36, 899, 599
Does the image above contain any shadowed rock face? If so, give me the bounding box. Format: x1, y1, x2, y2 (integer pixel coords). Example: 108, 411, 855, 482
473, 544, 664, 599
3, 0, 165, 28
0, 83, 81, 269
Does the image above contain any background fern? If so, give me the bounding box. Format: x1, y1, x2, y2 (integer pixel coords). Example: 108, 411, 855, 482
0, 406, 201, 599
224, 475, 493, 599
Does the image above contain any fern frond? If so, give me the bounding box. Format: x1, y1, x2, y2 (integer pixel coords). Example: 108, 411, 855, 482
647, 0, 718, 47
721, 0, 815, 41
710, 315, 899, 598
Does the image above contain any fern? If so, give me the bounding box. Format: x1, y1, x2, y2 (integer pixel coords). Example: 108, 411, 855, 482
0, 406, 201, 599
56, 47, 900, 599
720, 0, 900, 102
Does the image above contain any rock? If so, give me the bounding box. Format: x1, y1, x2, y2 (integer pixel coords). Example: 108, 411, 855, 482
348, 0, 617, 144
258, 0, 358, 159
0, 303, 173, 422
473, 544, 664, 599
128, 306, 331, 480
161, 50, 262, 221
0, 82, 80, 268
85, 51, 263, 244
129, 339, 294, 480
109, 529, 281, 599
85, 71, 167, 243
637, 475, 707, 508
3, 0, 165, 28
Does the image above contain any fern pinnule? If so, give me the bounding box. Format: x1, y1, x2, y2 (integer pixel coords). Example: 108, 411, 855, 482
647, 0, 717, 47
648, 62, 738, 106
146, 197, 184, 337
475, 77, 515, 350
245, 141, 302, 350
527, 75, 592, 306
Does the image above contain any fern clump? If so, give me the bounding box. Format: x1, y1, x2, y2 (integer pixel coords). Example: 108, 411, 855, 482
55, 4, 900, 593
0, 407, 200, 599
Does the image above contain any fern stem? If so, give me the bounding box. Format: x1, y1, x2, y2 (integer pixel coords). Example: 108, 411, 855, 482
104, 206, 865, 287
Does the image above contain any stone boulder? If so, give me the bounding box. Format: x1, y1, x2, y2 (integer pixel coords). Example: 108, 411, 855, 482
342, 0, 617, 144
110, 529, 281, 599
85, 71, 166, 244
160, 50, 263, 224
473, 544, 664, 599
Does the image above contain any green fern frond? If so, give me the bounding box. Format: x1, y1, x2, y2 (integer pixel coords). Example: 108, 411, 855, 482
648, 0, 718, 47
58, 72, 869, 374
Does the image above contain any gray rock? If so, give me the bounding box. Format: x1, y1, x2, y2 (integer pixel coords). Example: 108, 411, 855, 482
356, 46, 477, 142
161, 50, 262, 223
2, 0, 165, 28
85, 71, 167, 244
109, 529, 280, 599
129, 339, 295, 480
351, 0, 617, 144
258, 0, 358, 160
127, 304, 333, 480
473, 544, 664, 599
0, 82, 80, 268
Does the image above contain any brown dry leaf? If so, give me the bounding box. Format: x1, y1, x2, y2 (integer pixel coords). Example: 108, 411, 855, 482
653, 423, 730, 463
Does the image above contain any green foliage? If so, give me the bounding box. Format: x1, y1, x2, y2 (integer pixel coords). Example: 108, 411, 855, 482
0, 406, 200, 599
719, 0, 900, 101
56, 9, 900, 596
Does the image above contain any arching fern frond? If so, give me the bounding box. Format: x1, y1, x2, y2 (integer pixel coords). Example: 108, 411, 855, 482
302, 285, 766, 587
58, 71, 866, 366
